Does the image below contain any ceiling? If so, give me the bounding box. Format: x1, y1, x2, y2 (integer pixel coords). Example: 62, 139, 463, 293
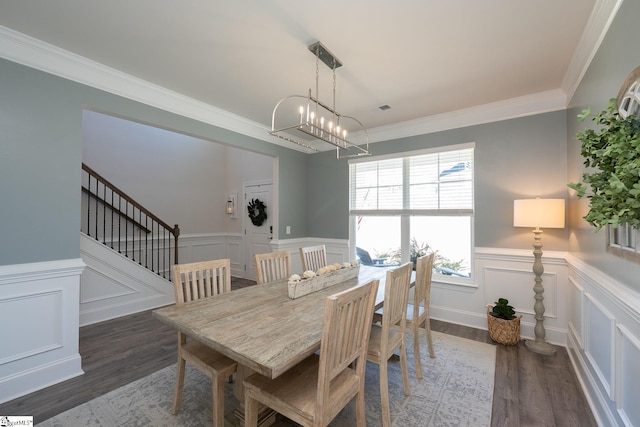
0, 1, 615, 151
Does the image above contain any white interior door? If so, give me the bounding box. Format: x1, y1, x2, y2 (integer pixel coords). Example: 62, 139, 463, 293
243, 182, 273, 281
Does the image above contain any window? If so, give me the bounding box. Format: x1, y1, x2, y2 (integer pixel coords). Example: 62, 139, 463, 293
607, 224, 640, 263
349, 143, 474, 279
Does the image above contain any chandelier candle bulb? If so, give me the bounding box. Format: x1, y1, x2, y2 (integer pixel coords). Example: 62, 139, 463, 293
299, 106, 304, 124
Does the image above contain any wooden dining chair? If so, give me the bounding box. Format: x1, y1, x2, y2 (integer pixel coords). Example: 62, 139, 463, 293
243, 279, 380, 427
254, 250, 291, 284
172, 259, 238, 427
300, 244, 327, 271
367, 262, 412, 427
408, 252, 436, 378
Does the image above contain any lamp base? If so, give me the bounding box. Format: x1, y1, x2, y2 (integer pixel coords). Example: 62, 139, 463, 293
525, 339, 556, 355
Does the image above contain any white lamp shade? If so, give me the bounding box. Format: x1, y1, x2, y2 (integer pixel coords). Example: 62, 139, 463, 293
514, 198, 565, 228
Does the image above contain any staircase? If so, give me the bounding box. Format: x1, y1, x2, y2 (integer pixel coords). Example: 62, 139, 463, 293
81, 163, 180, 280
79, 163, 180, 325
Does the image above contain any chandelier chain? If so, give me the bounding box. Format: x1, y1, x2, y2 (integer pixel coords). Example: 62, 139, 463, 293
333, 61, 337, 116
315, 49, 320, 112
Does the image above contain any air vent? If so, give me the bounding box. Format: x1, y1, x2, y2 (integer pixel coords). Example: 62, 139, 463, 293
379, 105, 391, 111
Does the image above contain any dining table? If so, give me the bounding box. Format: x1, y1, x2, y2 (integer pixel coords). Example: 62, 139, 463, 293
152, 264, 409, 424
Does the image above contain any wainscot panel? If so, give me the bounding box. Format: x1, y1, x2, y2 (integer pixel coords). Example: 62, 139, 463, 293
431, 247, 569, 347
566, 255, 640, 427
0, 259, 85, 404
80, 232, 244, 326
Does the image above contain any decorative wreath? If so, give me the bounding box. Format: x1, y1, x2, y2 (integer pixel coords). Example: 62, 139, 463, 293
247, 198, 268, 226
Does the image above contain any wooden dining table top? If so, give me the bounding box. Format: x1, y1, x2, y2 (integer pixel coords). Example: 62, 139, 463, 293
153, 265, 403, 379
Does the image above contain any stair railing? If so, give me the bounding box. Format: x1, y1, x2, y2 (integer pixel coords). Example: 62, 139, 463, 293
81, 163, 180, 280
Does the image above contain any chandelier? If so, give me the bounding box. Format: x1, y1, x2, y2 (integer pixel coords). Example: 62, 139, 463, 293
270, 41, 369, 158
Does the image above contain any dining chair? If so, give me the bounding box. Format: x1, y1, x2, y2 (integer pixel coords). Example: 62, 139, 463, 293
171, 259, 238, 427
408, 252, 436, 378
243, 279, 380, 427
254, 250, 291, 284
300, 244, 327, 271
367, 262, 412, 427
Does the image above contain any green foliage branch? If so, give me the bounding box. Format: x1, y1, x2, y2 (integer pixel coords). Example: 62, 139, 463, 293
568, 99, 640, 230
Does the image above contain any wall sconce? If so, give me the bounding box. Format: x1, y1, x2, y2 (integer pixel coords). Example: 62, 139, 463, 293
226, 192, 238, 219
513, 197, 565, 355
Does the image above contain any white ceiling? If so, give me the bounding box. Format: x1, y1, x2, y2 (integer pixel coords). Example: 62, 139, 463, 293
0, 1, 617, 149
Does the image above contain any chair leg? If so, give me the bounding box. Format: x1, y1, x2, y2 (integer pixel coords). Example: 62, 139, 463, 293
413, 323, 423, 379
212, 375, 225, 427
425, 316, 435, 358
379, 361, 391, 427
244, 392, 259, 427
355, 386, 366, 427
400, 342, 411, 396
172, 357, 186, 414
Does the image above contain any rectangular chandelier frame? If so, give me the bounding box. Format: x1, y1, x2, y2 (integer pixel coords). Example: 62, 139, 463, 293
269, 41, 369, 159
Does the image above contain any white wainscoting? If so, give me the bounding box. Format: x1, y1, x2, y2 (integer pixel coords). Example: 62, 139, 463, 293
80, 232, 245, 327
430, 247, 569, 346
80, 235, 175, 326
175, 233, 244, 278
9, 238, 638, 425
566, 255, 640, 427
0, 259, 85, 404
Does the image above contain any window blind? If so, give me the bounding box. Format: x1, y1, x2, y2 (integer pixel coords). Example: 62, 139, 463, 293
349, 147, 473, 214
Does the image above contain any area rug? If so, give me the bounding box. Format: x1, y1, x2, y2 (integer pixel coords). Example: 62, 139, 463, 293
37, 331, 495, 427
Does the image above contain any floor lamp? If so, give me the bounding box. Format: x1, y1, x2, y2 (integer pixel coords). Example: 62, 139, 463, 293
513, 198, 565, 355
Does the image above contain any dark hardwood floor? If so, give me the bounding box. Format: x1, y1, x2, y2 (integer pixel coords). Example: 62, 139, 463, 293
1, 277, 597, 426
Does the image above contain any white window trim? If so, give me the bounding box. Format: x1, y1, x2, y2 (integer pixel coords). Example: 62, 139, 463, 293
607, 224, 640, 263
348, 142, 475, 284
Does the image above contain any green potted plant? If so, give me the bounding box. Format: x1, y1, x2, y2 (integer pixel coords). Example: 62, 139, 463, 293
487, 298, 522, 345
568, 98, 640, 230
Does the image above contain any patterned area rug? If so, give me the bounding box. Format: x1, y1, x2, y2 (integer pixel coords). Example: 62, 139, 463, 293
37, 331, 495, 427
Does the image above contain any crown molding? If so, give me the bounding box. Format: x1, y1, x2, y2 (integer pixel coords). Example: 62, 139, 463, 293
562, 0, 624, 102
0, 0, 621, 152
0, 25, 311, 154
366, 89, 568, 143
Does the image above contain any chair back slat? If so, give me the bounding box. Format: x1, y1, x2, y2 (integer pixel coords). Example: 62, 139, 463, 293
254, 250, 291, 284
172, 259, 231, 304
382, 263, 413, 333
414, 252, 435, 309
300, 245, 327, 271
316, 279, 379, 420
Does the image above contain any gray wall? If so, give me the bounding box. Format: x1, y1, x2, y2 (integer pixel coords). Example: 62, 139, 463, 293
567, 0, 640, 292
307, 111, 569, 252
0, 57, 309, 267
1, 60, 82, 264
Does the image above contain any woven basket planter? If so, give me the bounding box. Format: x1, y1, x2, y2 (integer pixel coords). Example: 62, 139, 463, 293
487, 306, 522, 345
